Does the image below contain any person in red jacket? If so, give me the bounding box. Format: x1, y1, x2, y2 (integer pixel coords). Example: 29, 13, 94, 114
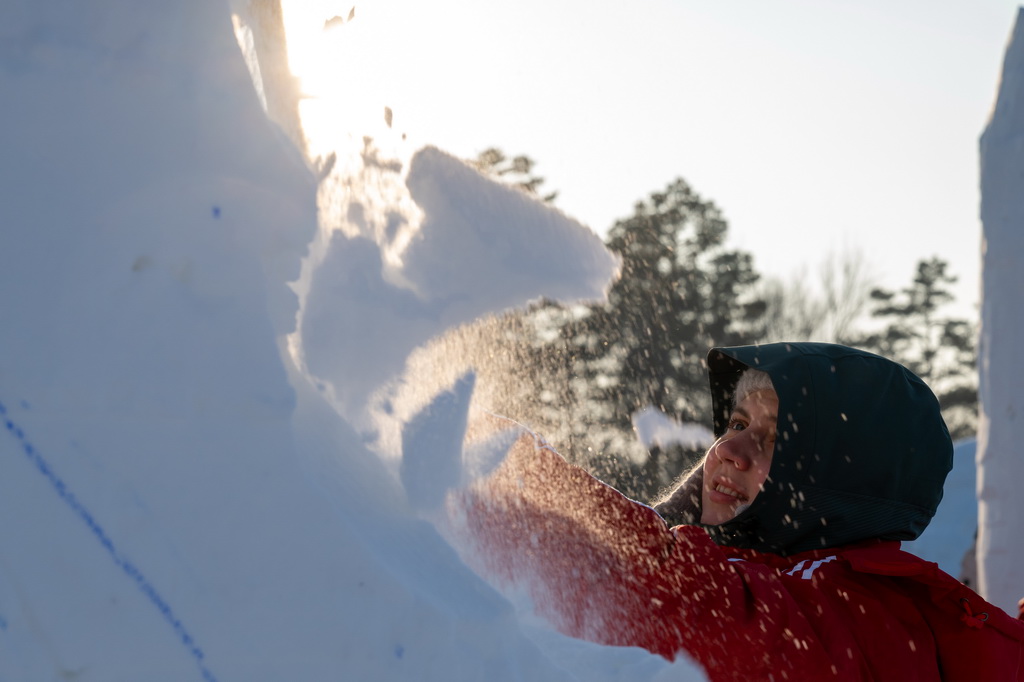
449, 343, 1024, 680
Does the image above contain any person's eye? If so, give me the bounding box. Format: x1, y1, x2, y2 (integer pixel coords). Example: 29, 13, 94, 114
727, 417, 746, 431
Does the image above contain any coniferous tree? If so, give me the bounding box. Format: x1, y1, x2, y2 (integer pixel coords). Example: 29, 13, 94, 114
851, 257, 977, 439
550, 178, 766, 499
471, 148, 558, 202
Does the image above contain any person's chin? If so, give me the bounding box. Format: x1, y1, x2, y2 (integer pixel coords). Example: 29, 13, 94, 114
701, 505, 733, 525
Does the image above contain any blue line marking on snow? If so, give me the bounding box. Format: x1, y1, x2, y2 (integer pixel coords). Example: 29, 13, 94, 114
0, 398, 218, 682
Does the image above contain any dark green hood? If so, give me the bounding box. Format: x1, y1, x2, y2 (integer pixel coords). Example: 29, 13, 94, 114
658, 342, 953, 556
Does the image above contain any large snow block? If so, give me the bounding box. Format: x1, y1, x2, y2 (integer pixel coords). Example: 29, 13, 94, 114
977, 7, 1024, 616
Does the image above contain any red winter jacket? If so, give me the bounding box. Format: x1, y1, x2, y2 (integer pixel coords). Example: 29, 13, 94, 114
453, 433, 1024, 681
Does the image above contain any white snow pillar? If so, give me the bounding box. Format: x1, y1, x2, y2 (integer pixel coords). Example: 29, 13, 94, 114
977, 7, 1024, 617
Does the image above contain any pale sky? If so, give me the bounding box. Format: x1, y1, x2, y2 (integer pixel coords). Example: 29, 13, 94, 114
283, 0, 1024, 318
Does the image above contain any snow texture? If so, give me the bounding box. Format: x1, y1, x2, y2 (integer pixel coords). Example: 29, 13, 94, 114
0, 2, 700, 680
298, 145, 619, 419
978, 6, 1024, 616
401, 372, 477, 512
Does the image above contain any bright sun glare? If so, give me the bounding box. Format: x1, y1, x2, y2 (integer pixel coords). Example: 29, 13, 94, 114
275, 1, 423, 269
279, 2, 391, 158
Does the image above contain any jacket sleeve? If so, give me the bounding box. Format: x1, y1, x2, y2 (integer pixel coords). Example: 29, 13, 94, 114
447, 430, 838, 679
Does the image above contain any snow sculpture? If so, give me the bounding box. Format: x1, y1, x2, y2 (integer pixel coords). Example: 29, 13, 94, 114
977, 7, 1024, 617
0, 2, 704, 680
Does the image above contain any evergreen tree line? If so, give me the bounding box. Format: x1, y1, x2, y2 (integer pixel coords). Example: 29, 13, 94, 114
448, 149, 977, 502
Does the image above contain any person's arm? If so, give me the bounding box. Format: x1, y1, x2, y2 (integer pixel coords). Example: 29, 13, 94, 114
451, 429, 680, 653
446, 429, 836, 677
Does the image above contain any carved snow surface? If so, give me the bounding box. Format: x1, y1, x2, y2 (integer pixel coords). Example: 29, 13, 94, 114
978, 7, 1024, 617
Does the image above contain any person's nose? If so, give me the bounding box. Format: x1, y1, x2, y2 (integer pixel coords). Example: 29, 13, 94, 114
714, 435, 753, 471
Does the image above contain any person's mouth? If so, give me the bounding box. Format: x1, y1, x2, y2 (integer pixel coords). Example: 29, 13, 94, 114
711, 479, 748, 503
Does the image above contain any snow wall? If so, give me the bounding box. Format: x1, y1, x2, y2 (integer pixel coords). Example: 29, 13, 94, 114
978, 7, 1024, 617
0, 2, 710, 680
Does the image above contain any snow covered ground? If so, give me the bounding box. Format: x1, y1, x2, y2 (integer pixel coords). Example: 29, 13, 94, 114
0, 3, 991, 681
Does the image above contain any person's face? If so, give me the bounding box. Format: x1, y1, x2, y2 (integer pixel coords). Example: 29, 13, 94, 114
701, 388, 778, 525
